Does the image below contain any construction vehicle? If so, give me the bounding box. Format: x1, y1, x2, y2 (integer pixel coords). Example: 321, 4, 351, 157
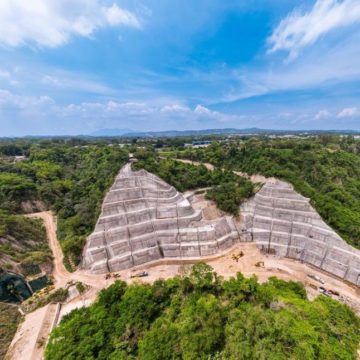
231, 251, 244, 262
131, 271, 149, 278
307, 274, 325, 284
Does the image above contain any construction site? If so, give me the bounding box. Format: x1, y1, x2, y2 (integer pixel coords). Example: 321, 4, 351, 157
6, 161, 360, 360
82, 162, 360, 287
82, 163, 240, 273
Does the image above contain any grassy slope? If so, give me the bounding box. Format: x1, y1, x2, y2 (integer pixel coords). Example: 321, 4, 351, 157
0, 303, 21, 359
0, 212, 50, 276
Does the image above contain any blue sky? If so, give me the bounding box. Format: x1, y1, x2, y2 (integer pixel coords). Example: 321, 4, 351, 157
1, 0, 360, 136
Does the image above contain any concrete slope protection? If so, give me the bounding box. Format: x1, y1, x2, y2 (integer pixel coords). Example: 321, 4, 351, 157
240, 179, 360, 286
82, 163, 240, 273
82, 162, 360, 286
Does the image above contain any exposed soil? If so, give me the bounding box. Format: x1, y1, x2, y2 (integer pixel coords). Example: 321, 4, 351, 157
7, 205, 360, 359
172, 158, 273, 185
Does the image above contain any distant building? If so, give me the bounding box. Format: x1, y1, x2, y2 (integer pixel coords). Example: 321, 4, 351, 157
14, 155, 26, 162
185, 140, 212, 148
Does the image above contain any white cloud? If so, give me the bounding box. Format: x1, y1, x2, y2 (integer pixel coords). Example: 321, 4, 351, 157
315, 109, 331, 120
41, 73, 114, 94
105, 4, 140, 28
194, 104, 213, 116
268, 0, 360, 60
0, 89, 251, 135
193, 104, 242, 123
337, 107, 359, 117
0, 89, 54, 108
41, 75, 62, 87
220, 27, 360, 103
105, 101, 153, 115
0, 0, 141, 48
160, 104, 191, 113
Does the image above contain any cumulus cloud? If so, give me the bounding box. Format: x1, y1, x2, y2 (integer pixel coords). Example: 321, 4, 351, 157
0, 0, 141, 48
105, 4, 140, 27
337, 107, 360, 117
315, 109, 331, 120
161, 103, 233, 122
0, 89, 54, 108
193, 104, 241, 123
160, 104, 191, 113
0, 89, 249, 135
268, 0, 360, 60
194, 104, 214, 116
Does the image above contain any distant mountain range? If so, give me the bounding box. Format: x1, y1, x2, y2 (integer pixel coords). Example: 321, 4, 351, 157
88, 127, 360, 138
89, 128, 135, 136
4, 128, 359, 140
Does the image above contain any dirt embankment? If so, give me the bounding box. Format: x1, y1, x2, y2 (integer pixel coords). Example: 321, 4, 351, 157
27, 212, 69, 286
7, 193, 360, 359
171, 158, 272, 184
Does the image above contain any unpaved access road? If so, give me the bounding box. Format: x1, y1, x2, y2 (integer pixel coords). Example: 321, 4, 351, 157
27, 212, 69, 286
28, 211, 107, 290
8, 202, 360, 359
31, 211, 359, 316
29, 207, 360, 315
167, 158, 271, 184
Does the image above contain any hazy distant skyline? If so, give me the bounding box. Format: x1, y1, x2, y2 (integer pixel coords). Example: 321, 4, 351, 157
1, 0, 360, 136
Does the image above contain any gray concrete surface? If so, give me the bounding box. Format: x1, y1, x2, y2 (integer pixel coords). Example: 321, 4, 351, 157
240, 180, 360, 286
82, 163, 239, 273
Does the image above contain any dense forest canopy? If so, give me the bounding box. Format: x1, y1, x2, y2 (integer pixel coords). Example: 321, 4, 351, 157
1, 137, 360, 359
45, 263, 360, 360
174, 136, 360, 249
0, 141, 129, 269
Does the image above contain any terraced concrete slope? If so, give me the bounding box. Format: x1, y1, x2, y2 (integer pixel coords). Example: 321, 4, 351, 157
240, 180, 360, 286
82, 163, 239, 273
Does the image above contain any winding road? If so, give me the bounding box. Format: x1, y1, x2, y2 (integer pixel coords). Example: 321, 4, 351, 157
28, 211, 105, 289
7, 198, 360, 360
28, 212, 69, 285
163, 157, 271, 184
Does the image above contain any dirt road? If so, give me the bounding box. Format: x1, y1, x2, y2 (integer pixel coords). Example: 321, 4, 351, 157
28, 212, 70, 286
6, 304, 50, 360
29, 211, 108, 289
9, 207, 359, 360
171, 158, 271, 184
7, 212, 106, 360
29, 205, 360, 315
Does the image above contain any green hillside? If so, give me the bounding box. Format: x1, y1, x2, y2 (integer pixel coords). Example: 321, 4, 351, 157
45, 263, 360, 360
133, 149, 254, 216
177, 136, 360, 248
0, 211, 50, 275
0, 142, 129, 269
